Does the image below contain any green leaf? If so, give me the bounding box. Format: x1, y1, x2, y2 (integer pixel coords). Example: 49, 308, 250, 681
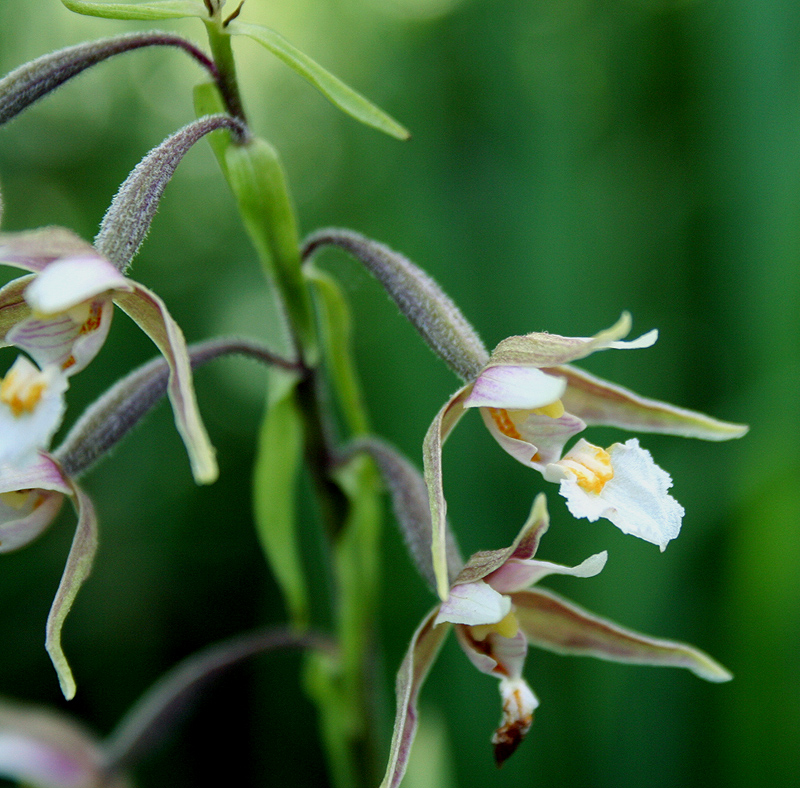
252, 369, 309, 627
224, 137, 318, 359
61, 0, 208, 20
305, 265, 369, 436
228, 21, 410, 140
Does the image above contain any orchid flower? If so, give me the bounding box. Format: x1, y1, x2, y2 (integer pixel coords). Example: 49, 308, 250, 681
0, 337, 299, 700
424, 312, 748, 598
381, 494, 732, 787
0, 226, 217, 484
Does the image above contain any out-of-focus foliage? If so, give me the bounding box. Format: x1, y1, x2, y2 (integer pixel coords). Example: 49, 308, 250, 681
0, 0, 795, 786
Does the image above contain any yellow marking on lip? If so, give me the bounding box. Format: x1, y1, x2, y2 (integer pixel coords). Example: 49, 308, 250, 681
559, 443, 614, 494
0, 365, 47, 418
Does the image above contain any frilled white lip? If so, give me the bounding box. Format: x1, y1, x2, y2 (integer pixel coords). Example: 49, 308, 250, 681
464, 366, 567, 410
23, 255, 131, 315
545, 438, 684, 550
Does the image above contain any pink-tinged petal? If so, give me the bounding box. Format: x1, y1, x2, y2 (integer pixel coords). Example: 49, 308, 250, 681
379, 609, 450, 788
478, 406, 586, 468
550, 363, 749, 440
0, 453, 71, 495
464, 366, 566, 410
0, 699, 111, 788
434, 581, 511, 627
113, 283, 217, 485
423, 384, 471, 600
8, 314, 85, 370
478, 407, 541, 466
62, 301, 114, 375
45, 483, 98, 700
546, 439, 684, 550
0, 275, 34, 341
0, 228, 97, 273
0, 358, 69, 467
7, 300, 113, 376
24, 256, 130, 316
453, 494, 551, 586
485, 313, 654, 368
454, 627, 528, 680
513, 587, 732, 682
488, 551, 607, 594
0, 490, 65, 553
514, 411, 586, 467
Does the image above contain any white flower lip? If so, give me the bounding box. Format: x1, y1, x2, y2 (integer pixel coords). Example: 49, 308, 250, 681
23, 255, 130, 316
548, 438, 684, 550
464, 365, 566, 410
0, 357, 68, 469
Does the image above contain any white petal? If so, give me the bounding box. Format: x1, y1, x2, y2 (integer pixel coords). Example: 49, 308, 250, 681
606, 328, 658, 350
488, 551, 608, 593
464, 366, 566, 410
434, 581, 511, 627
0, 359, 68, 468
552, 439, 684, 549
24, 256, 130, 316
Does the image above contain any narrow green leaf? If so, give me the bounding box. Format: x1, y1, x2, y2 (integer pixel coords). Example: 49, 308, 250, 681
61, 0, 207, 20
252, 369, 309, 627
305, 265, 369, 436
228, 21, 410, 140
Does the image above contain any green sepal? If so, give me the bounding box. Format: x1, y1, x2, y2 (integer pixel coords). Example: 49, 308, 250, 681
305, 265, 369, 435
252, 369, 309, 627
227, 21, 410, 140
62, 0, 208, 20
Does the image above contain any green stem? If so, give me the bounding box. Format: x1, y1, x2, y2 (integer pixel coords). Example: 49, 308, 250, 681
203, 16, 246, 121
196, 26, 381, 788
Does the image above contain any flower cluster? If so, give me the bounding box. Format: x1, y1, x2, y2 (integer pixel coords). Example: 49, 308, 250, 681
424, 312, 747, 598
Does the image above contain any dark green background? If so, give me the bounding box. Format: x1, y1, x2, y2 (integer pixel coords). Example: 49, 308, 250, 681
0, 0, 796, 786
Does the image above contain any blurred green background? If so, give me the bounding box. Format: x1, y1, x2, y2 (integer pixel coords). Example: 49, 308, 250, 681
0, 0, 796, 786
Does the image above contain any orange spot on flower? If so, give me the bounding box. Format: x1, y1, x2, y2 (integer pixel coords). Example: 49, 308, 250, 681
79, 301, 103, 334
488, 408, 522, 440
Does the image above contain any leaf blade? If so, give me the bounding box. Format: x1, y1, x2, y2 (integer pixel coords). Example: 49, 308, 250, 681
228, 21, 410, 140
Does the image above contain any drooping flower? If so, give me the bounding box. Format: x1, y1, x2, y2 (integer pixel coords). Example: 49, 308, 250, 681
0, 226, 216, 484
380, 494, 732, 787
0, 337, 300, 700
424, 313, 748, 598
